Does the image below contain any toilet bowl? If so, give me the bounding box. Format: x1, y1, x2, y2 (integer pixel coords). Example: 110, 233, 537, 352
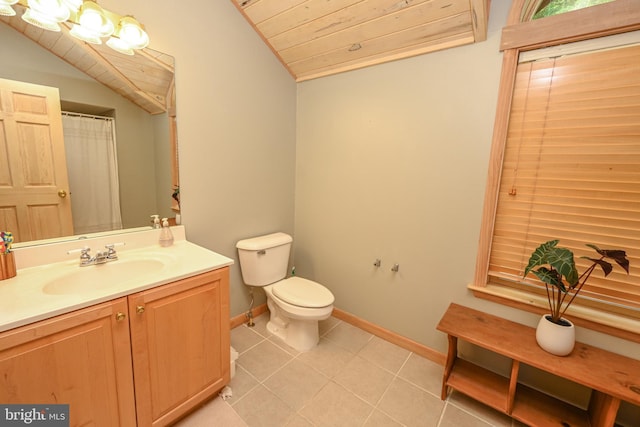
263, 277, 334, 351
236, 232, 335, 351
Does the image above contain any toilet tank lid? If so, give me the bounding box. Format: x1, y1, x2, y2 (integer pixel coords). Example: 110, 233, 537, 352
236, 232, 293, 251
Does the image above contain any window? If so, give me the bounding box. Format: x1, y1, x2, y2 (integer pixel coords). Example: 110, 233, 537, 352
472, 0, 640, 340
491, 38, 640, 314
532, 0, 615, 20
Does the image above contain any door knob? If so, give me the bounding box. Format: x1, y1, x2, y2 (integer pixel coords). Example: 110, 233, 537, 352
136, 305, 145, 314
58, 190, 67, 198
115, 312, 126, 321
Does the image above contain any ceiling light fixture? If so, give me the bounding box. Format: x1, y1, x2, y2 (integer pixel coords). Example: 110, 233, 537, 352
9, 0, 150, 54
21, 0, 70, 32
106, 15, 148, 55
0, 0, 18, 17
69, 1, 113, 44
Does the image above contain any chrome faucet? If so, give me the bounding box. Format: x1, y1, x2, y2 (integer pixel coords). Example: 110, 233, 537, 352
68, 243, 125, 267
93, 250, 109, 265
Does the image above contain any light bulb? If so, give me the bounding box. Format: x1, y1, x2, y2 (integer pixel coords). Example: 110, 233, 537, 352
79, 8, 101, 29
68, 0, 113, 42
117, 17, 148, 49
27, 0, 69, 21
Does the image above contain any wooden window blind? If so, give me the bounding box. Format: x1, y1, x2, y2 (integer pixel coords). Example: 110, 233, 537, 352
487, 42, 640, 315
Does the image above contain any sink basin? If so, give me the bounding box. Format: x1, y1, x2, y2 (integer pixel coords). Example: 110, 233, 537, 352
43, 259, 166, 295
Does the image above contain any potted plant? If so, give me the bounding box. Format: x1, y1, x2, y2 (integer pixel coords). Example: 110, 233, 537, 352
523, 240, 629, 356
172, 186, 180, 206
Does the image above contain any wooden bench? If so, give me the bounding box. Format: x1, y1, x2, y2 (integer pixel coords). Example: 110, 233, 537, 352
436, 303, 640, 427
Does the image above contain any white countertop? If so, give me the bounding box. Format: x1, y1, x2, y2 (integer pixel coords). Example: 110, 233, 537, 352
0, 226, 234, 333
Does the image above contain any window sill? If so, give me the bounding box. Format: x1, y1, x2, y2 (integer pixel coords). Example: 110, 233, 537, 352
469, 283, 640, 344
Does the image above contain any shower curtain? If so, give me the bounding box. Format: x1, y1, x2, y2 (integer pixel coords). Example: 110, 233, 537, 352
61, 113, 123, 235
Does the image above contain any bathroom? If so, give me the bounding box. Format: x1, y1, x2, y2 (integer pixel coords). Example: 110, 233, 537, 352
1, 0, 639, 426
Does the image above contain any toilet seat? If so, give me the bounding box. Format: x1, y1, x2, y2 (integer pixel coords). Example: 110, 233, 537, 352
273, 277, 334, 308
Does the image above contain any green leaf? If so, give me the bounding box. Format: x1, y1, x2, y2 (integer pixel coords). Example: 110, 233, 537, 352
546, 247, 578, 286
524, 240, 558, 277
532, 267, 567, 292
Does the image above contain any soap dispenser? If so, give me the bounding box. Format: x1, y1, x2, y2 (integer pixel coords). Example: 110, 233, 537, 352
159, 218, 174, 247
150, 215, 161, 229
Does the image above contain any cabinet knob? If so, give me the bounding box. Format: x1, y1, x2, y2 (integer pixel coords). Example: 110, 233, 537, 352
115, 312, 126, 322
136, 305, 145, 314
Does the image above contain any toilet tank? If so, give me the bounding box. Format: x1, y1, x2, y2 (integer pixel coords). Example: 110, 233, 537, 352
236, 232, 293, 286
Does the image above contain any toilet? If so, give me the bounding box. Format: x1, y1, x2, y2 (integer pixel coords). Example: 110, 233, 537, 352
236, 232, 335, 351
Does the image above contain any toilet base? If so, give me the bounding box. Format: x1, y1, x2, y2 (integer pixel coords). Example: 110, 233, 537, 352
267, 317, 320, 352
262, 283, 334, 352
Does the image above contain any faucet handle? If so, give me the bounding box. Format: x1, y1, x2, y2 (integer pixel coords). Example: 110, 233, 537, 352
104, 242, 125, 259
67, 246, 92, 265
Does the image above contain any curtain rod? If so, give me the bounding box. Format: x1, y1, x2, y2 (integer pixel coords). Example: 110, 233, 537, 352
62, 111, 114, 121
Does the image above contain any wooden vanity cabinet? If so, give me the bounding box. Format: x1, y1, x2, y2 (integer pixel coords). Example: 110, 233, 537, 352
129, 267, 230, 427
0, 267, 230, 427
0, 298, 137, 426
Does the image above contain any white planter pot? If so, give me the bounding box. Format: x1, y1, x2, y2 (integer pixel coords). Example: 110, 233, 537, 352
535, 314, 575, 356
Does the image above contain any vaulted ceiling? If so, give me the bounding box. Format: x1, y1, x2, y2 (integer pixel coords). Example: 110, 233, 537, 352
2, 1, 490, 112
232, 0, 490, 82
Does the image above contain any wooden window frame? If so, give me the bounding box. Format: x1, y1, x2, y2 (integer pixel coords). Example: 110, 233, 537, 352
470, 0, 640, 343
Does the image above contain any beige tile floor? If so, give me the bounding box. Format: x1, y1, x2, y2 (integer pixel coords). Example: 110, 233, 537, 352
176, 313, 525, 427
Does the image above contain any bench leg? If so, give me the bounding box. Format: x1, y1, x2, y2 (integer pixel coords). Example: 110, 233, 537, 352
441, 335, 458, 400
588, 390, 619, 427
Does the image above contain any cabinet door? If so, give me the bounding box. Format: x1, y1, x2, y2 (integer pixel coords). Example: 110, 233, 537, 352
129, 268, 230, 427
0, 298, 136, 426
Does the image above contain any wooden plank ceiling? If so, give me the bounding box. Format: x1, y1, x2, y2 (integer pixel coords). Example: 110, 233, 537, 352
0, 4, 174, 115
232, 0, 490, 82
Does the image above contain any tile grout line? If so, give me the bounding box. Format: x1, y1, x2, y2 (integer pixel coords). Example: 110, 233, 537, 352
368, 350, 422, 427
231, 314, 508, 427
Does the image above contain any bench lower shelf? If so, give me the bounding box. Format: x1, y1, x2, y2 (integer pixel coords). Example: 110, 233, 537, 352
446, 359, 591, 427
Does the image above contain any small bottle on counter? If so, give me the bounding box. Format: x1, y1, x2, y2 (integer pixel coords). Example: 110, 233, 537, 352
159, 218, 174, 247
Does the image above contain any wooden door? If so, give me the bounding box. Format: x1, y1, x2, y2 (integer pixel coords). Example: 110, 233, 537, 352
0, 78, 73, 243
129, 268, 230, 427
0, 298, 137, 426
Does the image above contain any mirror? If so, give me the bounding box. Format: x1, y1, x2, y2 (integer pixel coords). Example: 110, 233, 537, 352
0, 16, 178, 247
